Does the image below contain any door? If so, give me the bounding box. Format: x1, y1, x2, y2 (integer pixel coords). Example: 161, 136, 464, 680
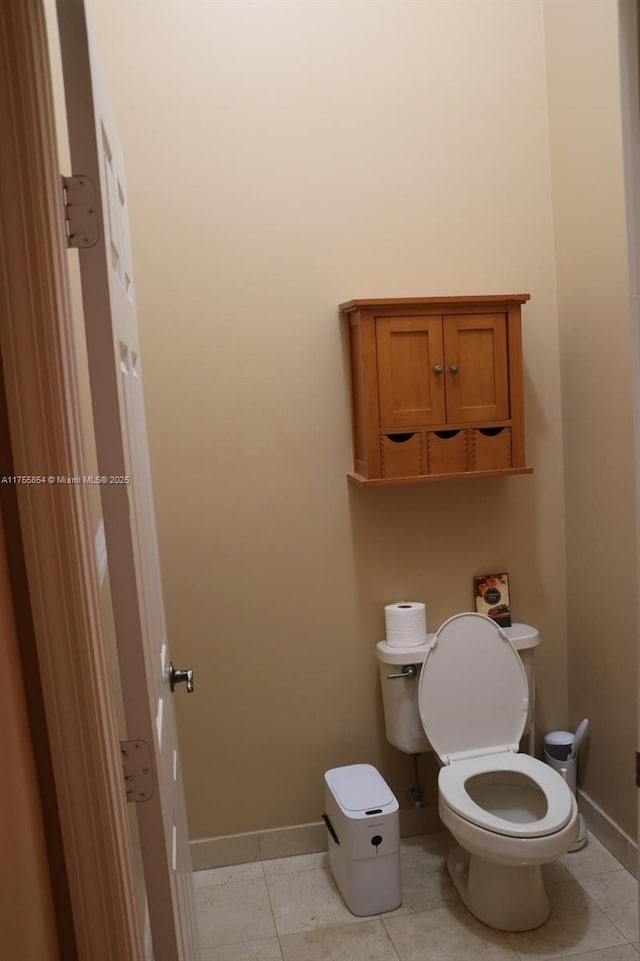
443, 313, 509, 424
376, 315, 446, 427
0, 509, 61, 961
55, 3, 199, 960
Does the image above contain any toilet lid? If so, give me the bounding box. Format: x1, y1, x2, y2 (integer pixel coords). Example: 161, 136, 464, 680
418, 613, 529, 764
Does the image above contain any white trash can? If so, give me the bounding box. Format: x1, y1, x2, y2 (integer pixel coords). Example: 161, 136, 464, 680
323, 764, 401, 916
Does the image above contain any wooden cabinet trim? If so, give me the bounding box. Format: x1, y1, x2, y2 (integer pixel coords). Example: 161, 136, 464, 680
506, 305, 526, 468
340, 294, 531, 312
347, 466, 534, 486
359, 312, 382, 477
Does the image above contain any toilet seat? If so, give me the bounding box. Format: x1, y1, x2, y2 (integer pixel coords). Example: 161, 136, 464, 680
439, 751, 575, 838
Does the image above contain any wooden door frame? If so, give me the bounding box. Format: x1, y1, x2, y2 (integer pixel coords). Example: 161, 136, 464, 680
618, 0, 640, 884
0, 3, 144, 959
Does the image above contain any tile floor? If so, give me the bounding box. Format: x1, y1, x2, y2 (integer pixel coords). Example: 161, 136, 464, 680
194, 831, 638, 961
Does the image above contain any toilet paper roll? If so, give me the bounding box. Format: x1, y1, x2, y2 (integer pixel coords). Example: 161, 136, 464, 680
384, 602, 428, 647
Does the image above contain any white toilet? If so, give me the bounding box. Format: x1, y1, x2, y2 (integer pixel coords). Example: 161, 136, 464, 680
377, 612, 579, 931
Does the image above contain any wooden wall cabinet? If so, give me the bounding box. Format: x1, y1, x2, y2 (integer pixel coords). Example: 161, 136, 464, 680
340, 295, 532, 485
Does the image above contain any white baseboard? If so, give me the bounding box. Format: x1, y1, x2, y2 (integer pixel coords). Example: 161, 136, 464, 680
578, 788, 637, 877
191, 804, 441, 871
191, 792, 637, 875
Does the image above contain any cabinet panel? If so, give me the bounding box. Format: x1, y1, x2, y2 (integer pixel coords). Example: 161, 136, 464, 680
376, 316, 445, 428
443, 314, 509, 424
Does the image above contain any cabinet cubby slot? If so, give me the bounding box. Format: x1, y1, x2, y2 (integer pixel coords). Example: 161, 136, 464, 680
470, 427, 512, 471
380, 432, 423, 478
427, 430, 468, 475
386, 433, 415, 443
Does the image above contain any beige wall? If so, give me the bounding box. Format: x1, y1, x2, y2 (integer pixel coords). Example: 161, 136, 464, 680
85, 0, 640, 849
90, 0, 572, 841
544, 0, 637, 839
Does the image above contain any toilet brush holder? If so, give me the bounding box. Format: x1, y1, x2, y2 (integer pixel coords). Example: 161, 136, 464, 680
543, 732, 587, 852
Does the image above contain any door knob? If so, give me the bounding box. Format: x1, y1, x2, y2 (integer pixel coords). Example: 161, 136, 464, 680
433, 365, 443, 375
169, 661, 194, 693
449, 364, 459, 375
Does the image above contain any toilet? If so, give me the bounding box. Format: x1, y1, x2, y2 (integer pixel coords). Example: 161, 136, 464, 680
377, 612, 579, 931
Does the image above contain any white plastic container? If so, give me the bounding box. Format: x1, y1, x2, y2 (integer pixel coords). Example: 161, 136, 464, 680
543, 731, 576, 793
543, 730, 587, 850
323, 764, 401, 916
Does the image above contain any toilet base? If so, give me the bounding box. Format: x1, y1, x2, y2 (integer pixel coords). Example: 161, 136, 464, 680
568, 813, 588, 852
447, 845, 551, 932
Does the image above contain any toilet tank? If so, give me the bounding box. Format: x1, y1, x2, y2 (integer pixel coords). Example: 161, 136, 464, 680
376, 640, 430, 754
376, 622, 539, 756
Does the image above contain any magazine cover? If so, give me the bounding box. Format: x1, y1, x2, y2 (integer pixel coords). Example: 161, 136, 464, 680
473, 572, 512, 628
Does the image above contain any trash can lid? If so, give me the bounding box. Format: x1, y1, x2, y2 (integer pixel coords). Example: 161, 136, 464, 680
324, 764, 395, 813
544, 730, 574, 745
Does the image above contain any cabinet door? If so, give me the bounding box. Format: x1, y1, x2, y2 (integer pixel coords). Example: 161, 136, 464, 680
443, 314, 509, 423
376, 315, 445, 428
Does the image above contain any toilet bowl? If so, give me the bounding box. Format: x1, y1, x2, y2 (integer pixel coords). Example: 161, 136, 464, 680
378, 611, 579, 931
437, 751, 578, 930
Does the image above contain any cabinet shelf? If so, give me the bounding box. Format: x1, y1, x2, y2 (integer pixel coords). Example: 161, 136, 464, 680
341, 295, 532, 484
348, 466, 534, 487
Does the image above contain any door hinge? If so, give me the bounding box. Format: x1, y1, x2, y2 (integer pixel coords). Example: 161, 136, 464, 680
637, 751, 640, 788
120, 739, 155, 803
62, 174, 99, 248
